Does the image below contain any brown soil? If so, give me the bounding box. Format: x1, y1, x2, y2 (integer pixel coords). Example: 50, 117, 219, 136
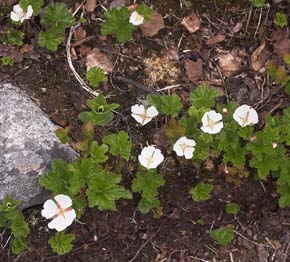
1, 0, 290, 261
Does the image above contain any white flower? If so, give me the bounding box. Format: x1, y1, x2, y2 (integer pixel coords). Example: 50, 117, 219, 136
201, 110, 224, 134
41, 194, 76, 232
129, 11, 144, 26
131, 104, 159, 126
138, 145, 164, 169
233, 105, 259, 127
10, 4, 33, 23
173, 136, 196, 159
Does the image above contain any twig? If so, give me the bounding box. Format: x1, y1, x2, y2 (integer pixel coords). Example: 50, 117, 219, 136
234, 230, 272, 248
254, 7, 263, 39
157, 84, 182, 92
66, 18, 99, 97
245, 5, 252, 33
128, 220, 166, 262
113, 76, 158, 94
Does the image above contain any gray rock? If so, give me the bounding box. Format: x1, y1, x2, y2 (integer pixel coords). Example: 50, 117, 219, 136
0, 83, 77, 209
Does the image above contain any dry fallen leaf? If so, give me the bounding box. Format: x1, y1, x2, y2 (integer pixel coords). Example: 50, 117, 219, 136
232, 22, 243, 33
184, 59, 203, 82
217, 51, 242, 77
206, 34, 225, 45
250, 40, 268, 71
271, 30, 290, 56
110, 0, 128, 8
73, 26, 86, 42
85, 0, 96, 12
86, 48, 113, 73
181, 11, 201, 33
140, 11, 165, 37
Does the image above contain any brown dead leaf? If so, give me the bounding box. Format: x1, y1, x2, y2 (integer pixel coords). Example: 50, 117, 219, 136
20, 44, 32, 54
181, 11, 201, 33
85, 0, 96, 12
250, 40, 268, 71
86, 48, 113, 73
217, 51, 242, 77
153, 128, 171, 149
110, 0, 128, 8
139, 11, 165, 37
184, 59, 203, 82
73, 26, 86, 42
271, 29, 290, 55
232, 22, 243, 33
206, 33, 225, 45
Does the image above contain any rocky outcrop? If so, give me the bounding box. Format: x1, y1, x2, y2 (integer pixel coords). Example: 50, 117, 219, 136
0, 84, 77, 209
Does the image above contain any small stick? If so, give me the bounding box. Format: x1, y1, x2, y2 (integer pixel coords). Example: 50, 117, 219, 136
128, 220, 166, 262
66, 22, 99, 97
254, 8, 263, 39
113, 76, 158, 94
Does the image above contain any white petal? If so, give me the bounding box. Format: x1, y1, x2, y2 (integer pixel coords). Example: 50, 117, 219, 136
13, 4, 23, 15
131, 104, 145, 115
185, 138, 196, 147
212, 121, 224, 134
131, 113, 145, 124
129, 11, 144, 25
141, 146, 155, 158
201, 126, 215, 134
173, 144, 184, 156
26, 5, 33, 18
152, 149, 164, 166
201, 112, 209, 126
41, 199, 58, 219
138, 154, 149, 168
142, 117, 153, 126
54, 194, 72, 209
48, 215, 68, 232
208, 110, 222, 122
184, 147, 195, 159
248, 108, 258, 124
146, 106, 159, 118
63, 209, 76, 227
10, 12, 20, 22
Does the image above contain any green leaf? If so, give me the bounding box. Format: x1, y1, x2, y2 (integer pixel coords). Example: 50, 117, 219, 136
190, 182, 213, 202
49, 232, 75, 255
68, 159, 93, 196
250, 0, 265, 8
40, 159, 71, 195
138, 197, 160, 214
101, 7, 135, 43
79, 95, 119, 126
20, 0, 44, 15
136, 3, 153, 22
225, 203, 240, 215
11, 220, 29, 238
87, 170, 132, 210
0, 196, 20, 212
147, 94, 182, 117
90, 141, 108, 163
103, 131, 132, 161
1, 28, 24, 46
161, 94, 183, 117
86, 67, 107, 88
274, 12, 288, 28
210, 228, 234, 245
38, 29, 64, 51
190, 84, 219, 109
55, 127, 70, 144
277, 184, 290, 208
11, 237, 28, 255
132, 169, 165, 203
41, 3, 75, 29
147, 94, 163, 112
